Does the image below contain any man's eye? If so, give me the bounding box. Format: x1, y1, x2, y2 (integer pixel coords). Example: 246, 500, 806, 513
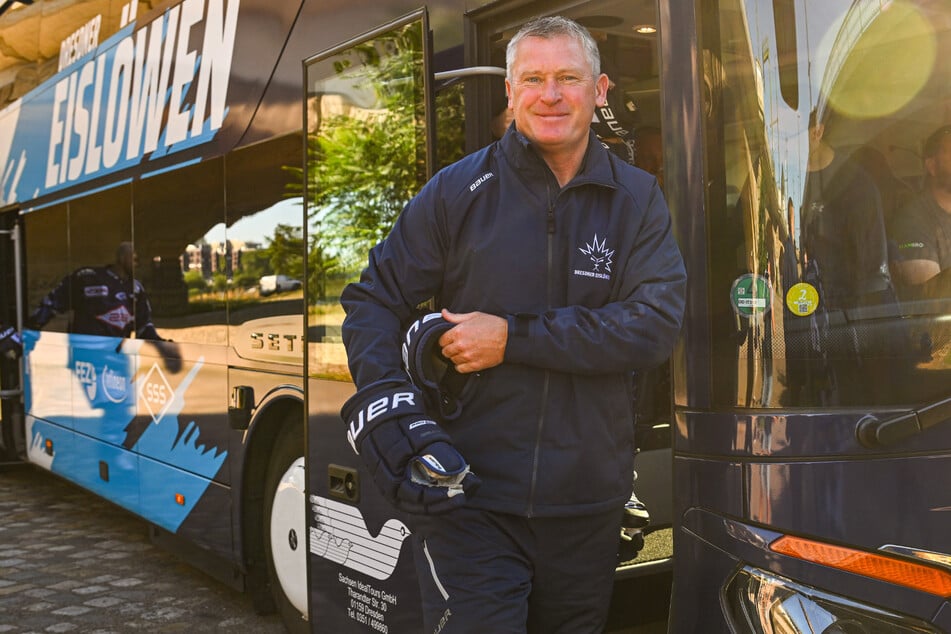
523, 77, 542, 84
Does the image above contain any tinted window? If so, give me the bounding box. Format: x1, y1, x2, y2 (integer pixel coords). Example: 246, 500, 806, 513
704, 0, 951, 407
304, 18, 429, 380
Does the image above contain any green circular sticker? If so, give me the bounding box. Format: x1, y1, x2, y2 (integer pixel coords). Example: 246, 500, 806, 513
730, 274, 772, 317
786, 282, 819, 316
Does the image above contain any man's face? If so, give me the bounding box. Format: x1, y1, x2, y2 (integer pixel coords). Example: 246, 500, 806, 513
927, 135, 951, 194
505, 35, 608, 158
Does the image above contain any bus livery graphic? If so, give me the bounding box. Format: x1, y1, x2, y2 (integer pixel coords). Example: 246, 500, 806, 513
0, 0, 239, 204
309, 495, 410, 581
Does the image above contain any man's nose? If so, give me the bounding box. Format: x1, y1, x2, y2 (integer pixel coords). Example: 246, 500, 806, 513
540, 78, 562, 101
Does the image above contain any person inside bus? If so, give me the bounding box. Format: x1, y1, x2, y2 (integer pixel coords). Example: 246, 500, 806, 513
589, 56, 639, 166
28, 241, 161, 340
791, 108, 907, 404
888, 124, 951, 298
634, 125, 665, 190
800, 108, 896, 310
339, 15, 685, 634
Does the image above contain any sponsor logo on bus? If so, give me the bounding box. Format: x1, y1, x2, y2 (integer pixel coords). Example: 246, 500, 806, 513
101, 365, 129, 403
140, 362, 174, 423
75, 360, 98, 400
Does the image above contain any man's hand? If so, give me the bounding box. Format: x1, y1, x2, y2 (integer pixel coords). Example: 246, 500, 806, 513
342, 381, 480, 514
438, 309, 507, 373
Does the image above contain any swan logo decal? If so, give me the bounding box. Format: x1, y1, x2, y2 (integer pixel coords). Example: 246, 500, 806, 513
309, 495, 410, 580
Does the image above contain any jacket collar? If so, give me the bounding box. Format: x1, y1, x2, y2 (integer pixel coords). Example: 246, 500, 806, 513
500, 124, 618, 190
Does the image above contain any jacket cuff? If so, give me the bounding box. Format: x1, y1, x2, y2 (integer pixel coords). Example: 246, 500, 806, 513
503, 313, 537, 363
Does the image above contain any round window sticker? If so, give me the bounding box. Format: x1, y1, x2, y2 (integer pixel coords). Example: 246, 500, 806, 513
786, 282, 819, 317
730, 274, 772, 317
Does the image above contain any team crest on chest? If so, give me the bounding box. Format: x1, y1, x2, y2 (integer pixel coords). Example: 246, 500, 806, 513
574, 234, 614, 281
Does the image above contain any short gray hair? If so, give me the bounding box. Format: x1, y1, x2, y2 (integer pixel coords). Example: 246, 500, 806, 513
505, 16, 600, 81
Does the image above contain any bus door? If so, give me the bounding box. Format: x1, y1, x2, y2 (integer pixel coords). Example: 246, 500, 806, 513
302, 9, 436, 632
671, 1, 951, 631
0, 208, 23, 461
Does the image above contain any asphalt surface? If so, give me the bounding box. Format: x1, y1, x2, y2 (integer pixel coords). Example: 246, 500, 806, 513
0, 462, 286, 633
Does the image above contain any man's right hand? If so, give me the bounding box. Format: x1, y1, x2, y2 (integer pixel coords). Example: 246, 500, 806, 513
437, 309, 507, 374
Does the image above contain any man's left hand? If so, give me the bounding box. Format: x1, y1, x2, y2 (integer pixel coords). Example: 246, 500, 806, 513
438, 309, 507, 373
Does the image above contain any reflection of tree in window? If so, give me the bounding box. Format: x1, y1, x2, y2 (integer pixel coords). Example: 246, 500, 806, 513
301, 24, 427, 283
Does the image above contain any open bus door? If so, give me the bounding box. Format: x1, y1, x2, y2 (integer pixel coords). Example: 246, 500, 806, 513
670, 1, 951, 632
301, 9, 435, 633
0, 208, 24, 463
297, 2, 678, 631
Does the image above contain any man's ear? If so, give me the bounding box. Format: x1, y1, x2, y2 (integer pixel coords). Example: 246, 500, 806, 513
925, 156, 938, 179
595, 73, 610, 107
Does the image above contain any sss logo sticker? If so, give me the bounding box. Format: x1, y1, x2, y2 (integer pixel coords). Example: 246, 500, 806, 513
140, 363, 174, 423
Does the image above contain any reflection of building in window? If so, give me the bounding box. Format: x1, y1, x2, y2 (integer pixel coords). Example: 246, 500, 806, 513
183, 240, 262, 280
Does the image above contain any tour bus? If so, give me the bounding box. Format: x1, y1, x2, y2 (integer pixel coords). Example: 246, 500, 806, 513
2, 0, 951, 632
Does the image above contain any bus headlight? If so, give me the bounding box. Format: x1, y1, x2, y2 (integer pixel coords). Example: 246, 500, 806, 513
725, 567, 941, 633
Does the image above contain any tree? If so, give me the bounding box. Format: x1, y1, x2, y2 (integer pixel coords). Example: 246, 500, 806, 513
265, 224, 304, 280
299, 22, 427, 273
184, 269, 207, 294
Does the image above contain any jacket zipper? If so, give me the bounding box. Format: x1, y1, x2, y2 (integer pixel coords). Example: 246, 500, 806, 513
527, 183, 557, 516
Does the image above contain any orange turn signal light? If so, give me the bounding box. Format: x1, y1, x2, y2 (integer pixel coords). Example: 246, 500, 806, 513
175, 493, 185, 506
771, 535, 951, 598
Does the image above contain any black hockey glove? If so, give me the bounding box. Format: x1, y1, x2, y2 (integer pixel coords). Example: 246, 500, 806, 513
402, 312, 473, 420
341, 380, 480, 514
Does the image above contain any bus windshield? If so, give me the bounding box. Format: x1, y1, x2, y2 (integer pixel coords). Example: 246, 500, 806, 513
704, 0, 951, 409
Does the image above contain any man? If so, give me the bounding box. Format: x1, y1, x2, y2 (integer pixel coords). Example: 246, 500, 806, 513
890, 124, 951, 294
30, 241, 161, 340
800, 110, 894, 310
790, 110, 905, 405
340, 16, 685, 633
590, 56, 639, 166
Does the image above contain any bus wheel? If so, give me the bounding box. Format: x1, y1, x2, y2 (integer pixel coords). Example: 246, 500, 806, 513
264, 422, 308, 632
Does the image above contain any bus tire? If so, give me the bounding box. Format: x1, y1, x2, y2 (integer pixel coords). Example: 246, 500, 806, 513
263, 418, 309, 633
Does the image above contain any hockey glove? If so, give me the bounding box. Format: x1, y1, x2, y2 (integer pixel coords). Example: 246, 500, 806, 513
401, 312, 473, 420
341, 380, 480, 514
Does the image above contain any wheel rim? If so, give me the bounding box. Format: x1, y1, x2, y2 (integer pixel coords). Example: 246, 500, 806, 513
270, 456, 308, 617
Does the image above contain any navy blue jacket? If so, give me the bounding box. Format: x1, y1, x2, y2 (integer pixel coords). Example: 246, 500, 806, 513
342, 127, 686, 517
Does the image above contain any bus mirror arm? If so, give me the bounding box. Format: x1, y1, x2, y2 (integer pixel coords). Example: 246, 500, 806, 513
856, 394, 951, 448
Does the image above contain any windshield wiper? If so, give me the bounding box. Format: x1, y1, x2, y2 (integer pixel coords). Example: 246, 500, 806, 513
857, 394, 951, 447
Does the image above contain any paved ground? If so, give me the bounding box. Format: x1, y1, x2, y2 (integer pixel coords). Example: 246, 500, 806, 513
0, 463, 285, 633
0, 461, 669, 633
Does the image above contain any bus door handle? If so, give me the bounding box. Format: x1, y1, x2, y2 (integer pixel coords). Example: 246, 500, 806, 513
328, 464, 359, 503
857, 393, 951, 447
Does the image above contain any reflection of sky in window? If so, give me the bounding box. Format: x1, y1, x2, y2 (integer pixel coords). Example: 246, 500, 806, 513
749, 0, 850, 247
313, 74, 380, 109
202, 197, 304, 244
